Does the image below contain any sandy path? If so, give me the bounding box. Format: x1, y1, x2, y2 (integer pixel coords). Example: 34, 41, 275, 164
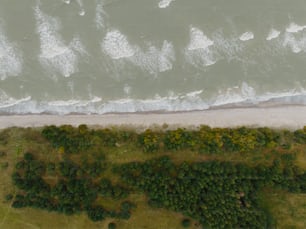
0, 106, 306, 130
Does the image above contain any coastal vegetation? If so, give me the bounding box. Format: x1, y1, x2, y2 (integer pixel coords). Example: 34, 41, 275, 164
0, 125, 305, 228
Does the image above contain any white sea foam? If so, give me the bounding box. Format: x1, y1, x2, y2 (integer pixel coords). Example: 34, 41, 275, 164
124, 84, 131, 95
158, 0, 175, 9
283, 32, 306, 53
102, 29, 135, 59
211, 31, 245, 62
3, 87, 306, 115
213, 82, 256, 106
79, 10, 85, 16
0, 90, 208, 114
187, 27, 214, 51
186, 90, 203, 97
185, 27, 216, 67
132, 40, 175, 73
63, 0, 71, 4
0, 25, 22, 80
102, 29, 175, 74
286, 23, 306, 33
35, 6, 85, 77
239, 32, 254, 41
95, 0, 107, 30
76, 0, 85, 16
266, 29, 281, 41
0, 90, 30, 109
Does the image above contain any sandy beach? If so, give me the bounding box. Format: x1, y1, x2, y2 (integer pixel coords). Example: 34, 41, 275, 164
0, 106, 306, 130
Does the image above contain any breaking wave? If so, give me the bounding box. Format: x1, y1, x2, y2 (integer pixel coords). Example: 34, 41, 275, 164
35, 5, 86, 77
3, 84, 306, 115
102, 29, 175, 74
0, 24, 22, 80
185, 27, 216, 67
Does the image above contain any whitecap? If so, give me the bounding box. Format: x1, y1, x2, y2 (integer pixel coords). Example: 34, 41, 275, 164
239, 32, 254, 41
185, 27, 216, 67
132, 40, 175, 73
95, 0, 107, 30
186, 90, 203, 97
102, 29, 175, 74
76, 0, 85, 16
286, 23, 306, 33
266, 29, 281, 41
0, 25, 23, 80
0, 90, 30, 109
0, 90, 209, 114
187, 27, 214, 51
158, 0, 175, 9
79, 10, 85, 16
124, 84, 131, 95
282, 33, 306, 53
213, 82, 256, 106
101, 29, 135, 59
34, 6, 85, 77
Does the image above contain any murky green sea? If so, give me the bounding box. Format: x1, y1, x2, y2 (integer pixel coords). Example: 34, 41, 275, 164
1, 0, 306, 114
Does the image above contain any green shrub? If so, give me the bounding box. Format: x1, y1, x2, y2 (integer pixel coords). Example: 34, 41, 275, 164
108, 222, 116, 229
182, 219, 191, 228
138, 129, 159, 152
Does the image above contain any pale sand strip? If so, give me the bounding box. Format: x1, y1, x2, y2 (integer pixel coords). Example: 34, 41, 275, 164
0, 106, 306, 130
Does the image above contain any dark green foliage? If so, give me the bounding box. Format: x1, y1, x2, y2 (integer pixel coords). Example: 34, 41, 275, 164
86, 205, 107, 221
59, 160, 80, 178
24, 152, 34, 161
296, 172, 306, 192
82, 161, 105, 178
108, 222, 117, 229
95, 128, 118, 147
293, 127, 306, 143
181, 219, 191, 228
120, 201, 136, 212
42, 125, 92, 153
5, 194, 13, 201
115, 157, 304, 229
99, 178, 129, 199
11, 154, 134, 222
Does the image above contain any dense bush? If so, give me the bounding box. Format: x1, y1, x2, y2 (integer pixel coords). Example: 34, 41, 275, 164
10, 152, 135, 222
41, 125, 305, 155
115, 156, 305, 229
42, 125, 93, 153
181, 218, 191, 228
138, 129, 160, 152
108, 222, 117, 229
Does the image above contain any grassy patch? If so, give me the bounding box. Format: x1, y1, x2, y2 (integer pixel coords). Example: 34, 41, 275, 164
260, 190, 306, 229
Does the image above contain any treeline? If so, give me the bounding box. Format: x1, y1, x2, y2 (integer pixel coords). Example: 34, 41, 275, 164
41, 125, 306, 154
114, 156, 306, 229
42, 125, 137, 153
11, 152, 134, 222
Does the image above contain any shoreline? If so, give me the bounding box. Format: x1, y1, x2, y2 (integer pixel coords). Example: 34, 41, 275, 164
1, 105, 306, 130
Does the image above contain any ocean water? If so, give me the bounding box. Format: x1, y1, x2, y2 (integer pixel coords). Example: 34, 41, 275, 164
1, 0, 306, 114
